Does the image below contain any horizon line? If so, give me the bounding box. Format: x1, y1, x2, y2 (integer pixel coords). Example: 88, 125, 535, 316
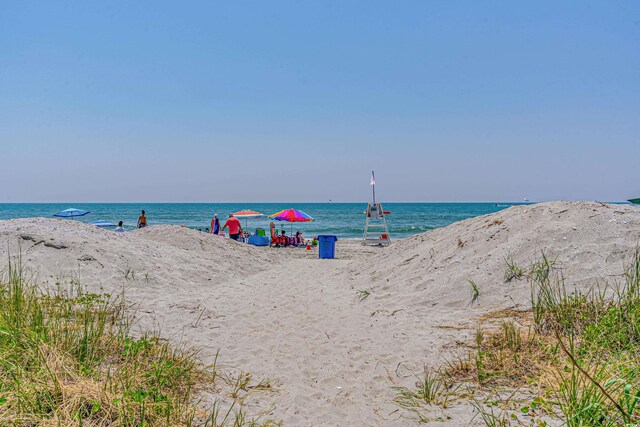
0, 200, 629, 204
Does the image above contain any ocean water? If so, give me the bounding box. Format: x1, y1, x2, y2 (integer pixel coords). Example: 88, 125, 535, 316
0, 203, 527, 239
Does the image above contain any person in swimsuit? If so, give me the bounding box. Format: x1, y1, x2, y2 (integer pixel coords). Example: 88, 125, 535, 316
137, 210, 147, 228
211, 214, 220, 235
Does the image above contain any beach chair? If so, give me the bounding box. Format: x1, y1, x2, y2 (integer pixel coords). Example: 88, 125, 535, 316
256, 228, 266, 237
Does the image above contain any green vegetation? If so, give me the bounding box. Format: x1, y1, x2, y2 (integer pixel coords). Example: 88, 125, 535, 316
393, 366, 457, 423
393, 366, 455, 408
472, 398, 511, 427
503, 255, 525, 283
396, 250, 640, 426
480, 250, 640, 425
469, 278, 480, 305
0, 256, 277, 426
356, 287, 373, 302
119, 264, 135, 280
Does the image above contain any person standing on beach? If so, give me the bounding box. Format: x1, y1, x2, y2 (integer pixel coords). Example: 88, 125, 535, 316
137, 210, 147, 228
222, 214, 242, 240
211, 214, 220, 235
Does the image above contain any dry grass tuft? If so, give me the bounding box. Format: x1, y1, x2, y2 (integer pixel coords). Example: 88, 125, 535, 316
448, 321, 559, 389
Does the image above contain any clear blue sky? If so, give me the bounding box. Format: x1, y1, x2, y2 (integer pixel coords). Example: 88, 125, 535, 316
1, 1, 638, 202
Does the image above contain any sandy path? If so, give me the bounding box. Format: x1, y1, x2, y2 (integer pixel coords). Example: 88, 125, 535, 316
145, 254, 447, 426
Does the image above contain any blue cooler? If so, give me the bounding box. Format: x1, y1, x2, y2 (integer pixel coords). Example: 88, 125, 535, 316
248, 235, 270, 246
318, 235, 338, 259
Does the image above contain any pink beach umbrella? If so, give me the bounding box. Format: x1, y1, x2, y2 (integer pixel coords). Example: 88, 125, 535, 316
268, 208, 314, 235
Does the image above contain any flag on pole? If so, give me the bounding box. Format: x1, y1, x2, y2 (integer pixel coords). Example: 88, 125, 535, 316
370, 172, 375, 186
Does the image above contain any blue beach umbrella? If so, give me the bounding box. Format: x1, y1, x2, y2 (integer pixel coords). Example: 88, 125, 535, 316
53, 208, 90, 218
91, 220, 116, 227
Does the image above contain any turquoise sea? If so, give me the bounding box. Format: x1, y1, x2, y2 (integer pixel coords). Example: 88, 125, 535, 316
0, 203, 529, 239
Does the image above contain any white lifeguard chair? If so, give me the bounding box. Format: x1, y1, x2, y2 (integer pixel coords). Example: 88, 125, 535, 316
363, 171, 391, 246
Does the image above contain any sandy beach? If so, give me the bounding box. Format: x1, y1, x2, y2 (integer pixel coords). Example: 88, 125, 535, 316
1, 201, 639, 426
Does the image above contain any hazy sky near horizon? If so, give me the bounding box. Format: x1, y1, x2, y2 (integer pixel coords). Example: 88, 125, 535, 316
1, 1, 638, 203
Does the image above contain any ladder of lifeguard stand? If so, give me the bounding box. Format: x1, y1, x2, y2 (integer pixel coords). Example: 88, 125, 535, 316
363, 202, 391, 246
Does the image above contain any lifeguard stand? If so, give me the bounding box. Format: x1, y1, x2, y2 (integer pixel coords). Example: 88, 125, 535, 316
363, 171, 391, 246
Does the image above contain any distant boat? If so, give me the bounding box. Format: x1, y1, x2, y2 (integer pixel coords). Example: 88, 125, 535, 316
629, 198, 640, 205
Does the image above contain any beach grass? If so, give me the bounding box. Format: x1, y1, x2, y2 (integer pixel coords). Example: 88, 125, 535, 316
392, 366, 458, 423
477, 250, 640, 425
471, 398, 510, 427
503, 255, 525, 283
396, 250, 640, 425
355, 288, 373, 302
0, 255, 276, 426
468, 278, 480, 305
393, 366, 455, 408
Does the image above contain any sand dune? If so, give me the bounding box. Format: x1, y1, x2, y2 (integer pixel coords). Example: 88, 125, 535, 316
350, 201, 640, 322
1, 201, 639, 426
0, 218, 280, 300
